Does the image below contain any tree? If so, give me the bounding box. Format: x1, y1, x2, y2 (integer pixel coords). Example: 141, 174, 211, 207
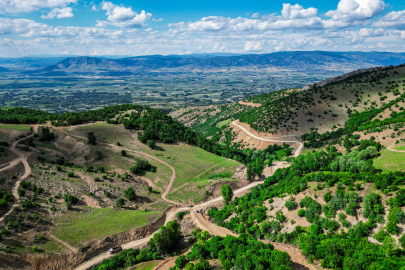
116, 198, 125, 207
124, 187, 136, 201
87, 132, 96, 145
221, 184, 233, 204
148, 186, 153, 194
121, 150, 127, 156
147, 139, 155, 149
67, 171, 74, 177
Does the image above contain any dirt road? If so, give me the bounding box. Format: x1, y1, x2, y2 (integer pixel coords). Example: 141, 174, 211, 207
0, 133, 35, 223
69, 120, 304, 270
387, 144, 405, 153
192, 213, 321, 270
61, 127, 184, 207
231, 120, 304, 157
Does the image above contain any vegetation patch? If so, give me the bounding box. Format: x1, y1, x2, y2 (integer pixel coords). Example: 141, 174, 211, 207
51, 207, 162, 247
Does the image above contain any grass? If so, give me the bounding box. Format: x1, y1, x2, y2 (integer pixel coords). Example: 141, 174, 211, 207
51, 207, 162, 247
69, 123, 241, 193
374, 149, 405, 172
216, 118, 232, 127
394, 144, 405, 151
0, 124, 31, 131
131, 260, 162, 270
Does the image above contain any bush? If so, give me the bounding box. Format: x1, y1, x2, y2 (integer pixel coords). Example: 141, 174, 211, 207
121, 150, 127, 156
64, 194, 78, 204
67, 171, 74, 177
87, 132, 96, 145
147, 140, 155, 149
20, 181, 31, 189
285, 201, 298, 211
116, 198, 125, 207
297, 209, 305, 217
18, 189, 25, 196
124, 187, 136, 201
130, 159, 152, 174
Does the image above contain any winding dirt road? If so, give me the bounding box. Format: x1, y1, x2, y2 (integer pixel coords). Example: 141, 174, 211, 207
0, 133, 35, 223
192, 212, 321, 270
74, 162, 285, 270
58, 122, 304, 270
60, 127, 184, 207
231, 120, 304, 157
387, 144, 405, 153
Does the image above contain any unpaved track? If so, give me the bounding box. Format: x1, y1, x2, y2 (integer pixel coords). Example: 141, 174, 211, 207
192, 213, 321, 270
387, 144, 405, 153
61, 128, 183, 207
231, 120, 304, 157
70, 121, 305, 270
0, 133, 35, 223
49, 234, 79, 253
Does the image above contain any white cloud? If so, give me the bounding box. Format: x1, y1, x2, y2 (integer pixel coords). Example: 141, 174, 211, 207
281, 3, 317, 20
252, 12, 260, 19
92, 5, 98, 11
41, 7, 74, 19
372, 10, 405, 30
100, 1, 152, 28
0, 0, 77, 14
244, 41, 263, 52
152, 18, 163, 22
325, 0, 387, 23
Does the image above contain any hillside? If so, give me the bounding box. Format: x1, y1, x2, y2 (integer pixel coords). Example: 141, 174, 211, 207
172, 63, 405, 151
2, 64, 405, 270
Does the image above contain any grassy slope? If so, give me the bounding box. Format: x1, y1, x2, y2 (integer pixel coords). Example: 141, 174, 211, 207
0, 124, 31, 131
172, 66, 405, 139
51, 207, 162, 247
69, 123, 241, 203
374, 149, 405, 172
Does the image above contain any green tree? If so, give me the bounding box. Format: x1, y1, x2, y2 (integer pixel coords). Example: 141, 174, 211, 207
87, 132, 97, 145
148, 186, 153, 194
116, 198, 125, 207
147, 139, 155, 149
120, 150, 127, 156
124, 187, 136, 201
221, 184, 233, 204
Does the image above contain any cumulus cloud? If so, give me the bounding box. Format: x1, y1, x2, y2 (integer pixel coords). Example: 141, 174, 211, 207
252, 12, 260, 18
0, 0, 77, 14
244, 41, 263, 52
100, 1, 152, 28
372, 10, 405, 30
325, 0, 387, 23
41, 7, 74, 19
281, 3, 317, 20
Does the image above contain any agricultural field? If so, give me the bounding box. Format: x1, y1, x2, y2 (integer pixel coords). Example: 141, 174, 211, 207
51, 207, 162, 247
374, 149, 405, 172
0, 69, 331, 113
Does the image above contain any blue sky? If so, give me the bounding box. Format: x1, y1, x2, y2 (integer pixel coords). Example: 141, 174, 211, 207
1, 0, 405, 57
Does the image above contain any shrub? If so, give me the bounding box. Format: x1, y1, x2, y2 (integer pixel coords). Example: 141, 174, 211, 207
297, 209, 305, 217
130, 159, 152, 174
124, 187, 136, 201
66, 171, 74, 177
121, 150, 127, 156
116, 198, 125, 207
285, 201, 298, 211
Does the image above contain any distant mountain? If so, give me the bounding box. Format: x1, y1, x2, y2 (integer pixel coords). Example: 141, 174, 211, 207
13, 51, 405, 76
0, 57, 68, 70
0, 66, 8, 72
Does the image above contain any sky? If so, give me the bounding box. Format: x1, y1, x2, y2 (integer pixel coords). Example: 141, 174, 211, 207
0, 0, 405, 57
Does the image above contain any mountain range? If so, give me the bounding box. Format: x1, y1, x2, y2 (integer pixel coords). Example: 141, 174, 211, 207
1, 51, 405, 76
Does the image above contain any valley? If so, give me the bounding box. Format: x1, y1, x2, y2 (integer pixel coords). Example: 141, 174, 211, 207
1, 59, 405, 270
